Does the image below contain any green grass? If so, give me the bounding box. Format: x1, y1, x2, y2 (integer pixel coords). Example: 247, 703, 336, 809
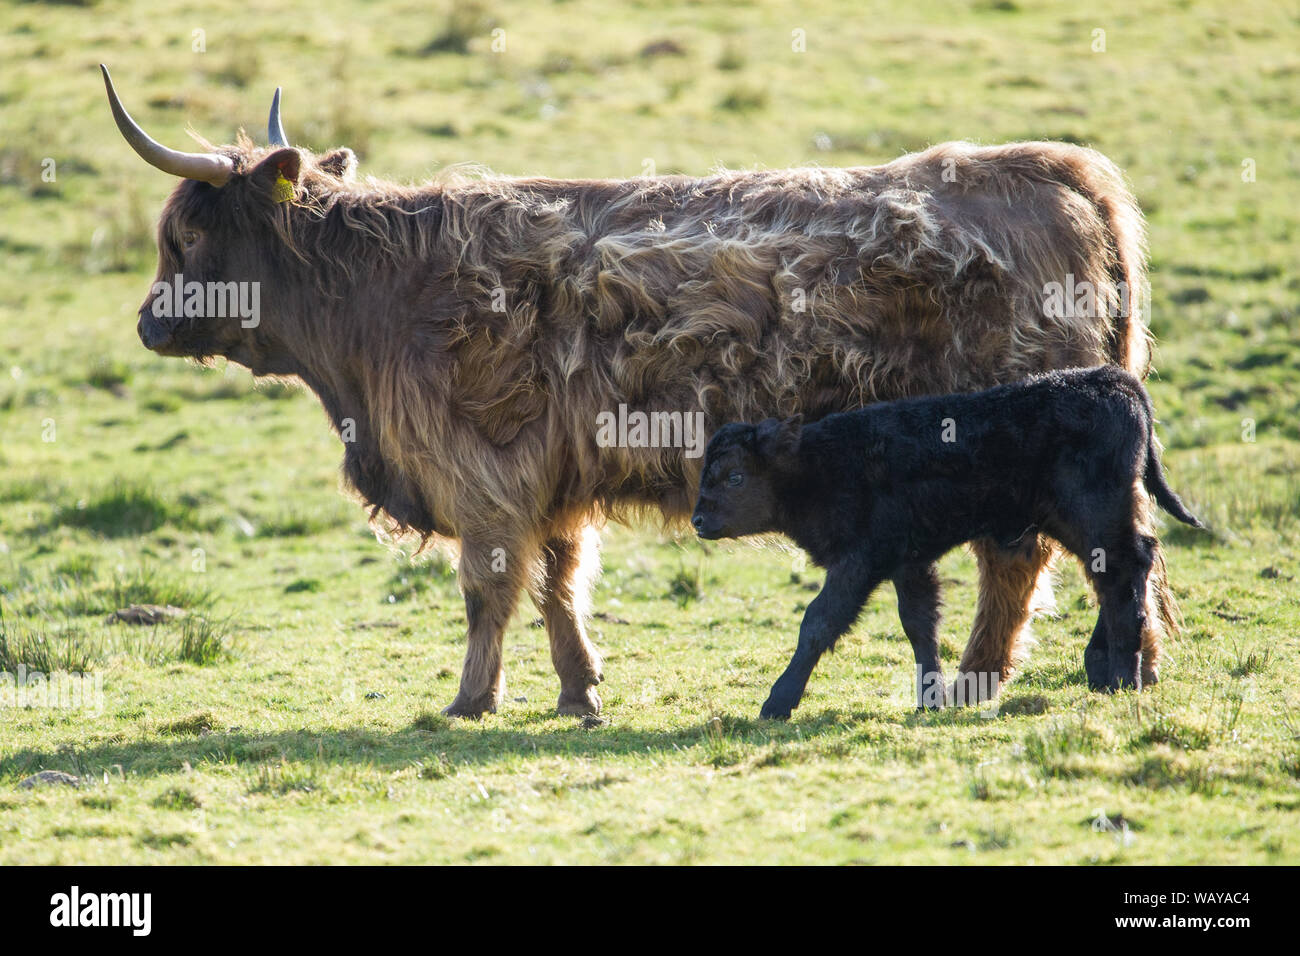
0, 0, 1297, 864
50, 482, 205, 538
0, 611, 102, 675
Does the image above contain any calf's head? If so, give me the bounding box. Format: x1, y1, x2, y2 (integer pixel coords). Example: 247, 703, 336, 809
102, 66, 357, 374
692, 416, 802, 539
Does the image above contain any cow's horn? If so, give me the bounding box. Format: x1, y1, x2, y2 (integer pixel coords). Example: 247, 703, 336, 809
268, 88, 289, 146
101, 65, 233, 186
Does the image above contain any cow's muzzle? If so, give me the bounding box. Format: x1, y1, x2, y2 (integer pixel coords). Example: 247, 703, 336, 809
137, 311, 175, 352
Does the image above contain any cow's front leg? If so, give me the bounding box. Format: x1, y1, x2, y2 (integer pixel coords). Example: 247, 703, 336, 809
761, 555, 881, 720
530, 526, 604, 717
442, 538, 529, 719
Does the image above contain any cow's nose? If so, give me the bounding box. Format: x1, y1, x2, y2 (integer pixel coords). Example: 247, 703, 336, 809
137, 313, 173, 350
691, 513, 705, 531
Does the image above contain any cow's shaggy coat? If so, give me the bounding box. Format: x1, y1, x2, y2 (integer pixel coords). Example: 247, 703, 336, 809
132, 128, 1169, 717
690, 366, 1202, 718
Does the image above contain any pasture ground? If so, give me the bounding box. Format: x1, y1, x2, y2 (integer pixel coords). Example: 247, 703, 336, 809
0, 0, 1297, 863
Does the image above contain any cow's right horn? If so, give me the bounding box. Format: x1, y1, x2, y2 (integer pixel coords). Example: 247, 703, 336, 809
101, 65, 233, 186
267, 88, 289, 146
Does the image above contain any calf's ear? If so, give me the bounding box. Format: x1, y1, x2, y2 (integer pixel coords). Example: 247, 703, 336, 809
756, 415, 802, 460
249, 147, 303, 200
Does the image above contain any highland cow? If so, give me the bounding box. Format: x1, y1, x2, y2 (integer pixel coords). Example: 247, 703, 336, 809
691, 366, 1203, 719
102, 65, 1174, 719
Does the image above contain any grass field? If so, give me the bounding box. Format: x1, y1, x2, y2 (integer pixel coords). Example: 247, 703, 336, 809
1, 0, 1297, 864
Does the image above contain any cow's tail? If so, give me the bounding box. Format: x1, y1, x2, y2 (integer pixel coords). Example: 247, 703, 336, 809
1090, 156, 1151, 380
1027, 143, 1152, 379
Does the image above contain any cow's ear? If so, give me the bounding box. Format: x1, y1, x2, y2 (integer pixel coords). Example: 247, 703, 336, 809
317, 147, 357, 181
250, 147, 302, 200
756, 415, 802, 460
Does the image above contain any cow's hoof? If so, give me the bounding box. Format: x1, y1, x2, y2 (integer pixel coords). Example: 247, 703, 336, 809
557, 686, 602, 717
442, 697, 496, 719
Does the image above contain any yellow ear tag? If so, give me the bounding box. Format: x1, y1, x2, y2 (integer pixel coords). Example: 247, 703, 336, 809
272, 172, 295, 203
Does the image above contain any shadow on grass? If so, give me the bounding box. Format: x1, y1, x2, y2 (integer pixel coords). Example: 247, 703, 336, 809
0, 708, 871, 784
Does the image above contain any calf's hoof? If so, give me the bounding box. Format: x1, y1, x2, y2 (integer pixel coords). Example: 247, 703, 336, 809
1140, 663, 1159, 687
557, 686, 602, 717
759, 698, 793, 721
916, 677, 946, 711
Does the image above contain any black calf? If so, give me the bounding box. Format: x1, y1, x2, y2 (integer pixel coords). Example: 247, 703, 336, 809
691, 365, 1203, 719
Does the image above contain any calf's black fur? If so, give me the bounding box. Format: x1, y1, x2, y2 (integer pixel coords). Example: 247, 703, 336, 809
691, 366, 1202, 719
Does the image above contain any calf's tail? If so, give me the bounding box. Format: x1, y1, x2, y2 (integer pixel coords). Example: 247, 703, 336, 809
1142, 430, 1203, 528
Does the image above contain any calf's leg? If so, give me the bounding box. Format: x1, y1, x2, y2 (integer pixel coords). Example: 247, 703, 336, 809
1092, 534, 1157, 691
531, 526, 604, 717
762, 556, 882, 720
893, 561, 944, 709
1083, 617, 1110, 691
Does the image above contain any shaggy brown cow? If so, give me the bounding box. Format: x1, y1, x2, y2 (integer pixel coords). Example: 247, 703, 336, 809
102, 66, 1175, 718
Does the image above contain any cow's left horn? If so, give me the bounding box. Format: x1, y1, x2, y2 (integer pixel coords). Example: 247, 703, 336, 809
101, 65, 233, 186
268, 88, 289, 146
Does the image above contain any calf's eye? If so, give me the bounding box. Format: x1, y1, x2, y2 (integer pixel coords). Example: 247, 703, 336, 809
727, 471, 744, 487
180, 230, 199, 249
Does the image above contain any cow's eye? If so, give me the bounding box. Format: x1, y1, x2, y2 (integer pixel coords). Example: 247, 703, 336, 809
726, 471, 744, 487
180, 230, 199, 249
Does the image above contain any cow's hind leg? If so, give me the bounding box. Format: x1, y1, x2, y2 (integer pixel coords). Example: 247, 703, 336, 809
532, 526, 604, 717
443, 539, 530, 719
894, 561, 944, 709
952, 536, 1055, 705
1136, 494, 1176, 686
